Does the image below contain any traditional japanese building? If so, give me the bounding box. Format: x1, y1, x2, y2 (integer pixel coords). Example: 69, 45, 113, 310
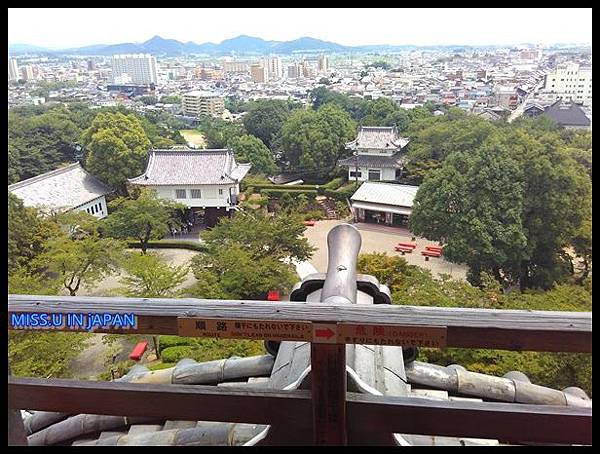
349, 181, 419, 228
338, 126, 409, 182
8, 162, 113, 219
128, 149, 251, 227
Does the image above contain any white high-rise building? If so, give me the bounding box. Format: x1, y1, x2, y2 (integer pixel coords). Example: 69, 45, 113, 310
111, 54, 158, 85
318, 55, 329, 72
20, 65, 34, 81
182, 91, 225, 118
9, 58, 19, 81
263, 56, 283, 80
537, 62, 592, 108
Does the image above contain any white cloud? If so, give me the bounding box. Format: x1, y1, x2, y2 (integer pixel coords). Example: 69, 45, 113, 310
8, 8, 592, 49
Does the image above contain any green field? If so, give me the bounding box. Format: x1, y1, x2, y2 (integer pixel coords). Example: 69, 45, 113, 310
180, 130, 206, 148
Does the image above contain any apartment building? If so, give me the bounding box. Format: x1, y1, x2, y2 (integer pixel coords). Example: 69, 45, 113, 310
111, 54, 158, 85
9, 58, 19, 81
538, 62, 592, 107
250, 64, 268, 83
263, 56, 283, 80
181, 91, 225, 118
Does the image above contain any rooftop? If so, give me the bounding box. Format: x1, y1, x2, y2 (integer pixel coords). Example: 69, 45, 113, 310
350, 181, 419, 208
8, 163, 113, 212
346, 126, 409, 151
128, 149, 251, 186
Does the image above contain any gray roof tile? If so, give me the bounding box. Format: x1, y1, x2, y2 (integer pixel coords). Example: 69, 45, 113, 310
129, 149, 251, 186
346, 126, 410, 150
8, 163, 113, 212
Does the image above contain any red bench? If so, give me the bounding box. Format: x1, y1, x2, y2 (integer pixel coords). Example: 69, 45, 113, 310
129, 341, 148, 361
395, 245, 414, 253
425, 245, 443, 252
303, 220, 316, 226
421, 250, 442, 258
397, 242, 417, 249
267, 290, 281, 301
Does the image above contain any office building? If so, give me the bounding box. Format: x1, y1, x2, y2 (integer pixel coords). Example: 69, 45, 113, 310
182, 91, 225, 118
537, 62, 592, 107
111, 54, 158, 85
250, 64, 268, 83
9, 58, 19, 81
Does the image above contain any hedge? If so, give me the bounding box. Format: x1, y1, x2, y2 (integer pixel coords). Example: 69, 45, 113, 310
323, 177, 345, 190
161, 346, 196, 363
127, 240, 208, 252
158, 335, 193, 353
261, 188, 318, 198
253, 183, 320, 191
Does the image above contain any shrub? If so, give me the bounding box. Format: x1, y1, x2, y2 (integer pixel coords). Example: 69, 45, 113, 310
158, 335, 193, 353
147, 362, 176, 371
261, 188, 318, 198
127, 240, 207, 252
161, 346, 195, 363
323, 177, 345, 190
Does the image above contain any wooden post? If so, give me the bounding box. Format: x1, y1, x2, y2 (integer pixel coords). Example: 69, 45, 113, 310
8, 367, 28, 446
311, 224, 361, 445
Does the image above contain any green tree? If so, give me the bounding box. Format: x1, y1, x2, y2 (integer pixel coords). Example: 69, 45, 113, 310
160, 95, 181, 105
242, 99, 295, 148
8, 108, 81, 182
200, 210, 314, 262
229, 134, 277, 175
101, 189, 185, 253
119, 252, 189, 297
32, 236, 125, 296
188, 211, 314, 299
409, 144, 527, 287
274, 103, 356, 174
8, 193, 63, 272
196, 116, 246, 149
138, 95, 158, 105
82, 112, 151, 193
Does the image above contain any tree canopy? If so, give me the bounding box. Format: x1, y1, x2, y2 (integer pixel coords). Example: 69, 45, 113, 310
242, 99, 297, 148
228, 134, 277, 175
274, 103, 356, 174
101, 188, 185, 253
119, 252, 189, 297
82, 112, 152, 193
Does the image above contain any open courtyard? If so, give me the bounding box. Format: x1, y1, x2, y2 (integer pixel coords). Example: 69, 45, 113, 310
303, 219, 467, 280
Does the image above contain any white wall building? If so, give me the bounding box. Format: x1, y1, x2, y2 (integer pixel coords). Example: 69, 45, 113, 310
181, 91, 225, 118
111, 54, 158, 85
263, 56, 283, 80
250, 64, 268, 83
338, 126, 410, 182
128, 149, 251, 227
8, 163, 113, 219
9, 58, 19, 81
537, 62, 592, 108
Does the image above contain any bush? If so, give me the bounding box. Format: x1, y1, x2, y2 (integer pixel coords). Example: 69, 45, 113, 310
158, 335, 193, 353
161, 346, 195, 363
127, 240, 207, 252
261, 188, 318, 198
147, 362, 176, 371
323, 177, 345, 190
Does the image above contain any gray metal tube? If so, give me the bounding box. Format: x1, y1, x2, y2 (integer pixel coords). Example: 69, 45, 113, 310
320, 224, 362, 305
173, 355, 275, 385
23, 411, 70, 435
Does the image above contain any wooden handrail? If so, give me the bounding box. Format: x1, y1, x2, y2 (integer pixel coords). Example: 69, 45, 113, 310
9, 377, 592, 445
8, 294, 592, 352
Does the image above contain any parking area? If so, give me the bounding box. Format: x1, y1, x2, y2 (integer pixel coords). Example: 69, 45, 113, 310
302, 220, 467, 280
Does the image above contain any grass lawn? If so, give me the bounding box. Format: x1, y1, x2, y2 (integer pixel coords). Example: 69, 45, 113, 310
180, 130, 206, 148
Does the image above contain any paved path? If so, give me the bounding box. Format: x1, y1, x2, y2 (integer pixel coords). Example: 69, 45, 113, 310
303, 220, 467, 280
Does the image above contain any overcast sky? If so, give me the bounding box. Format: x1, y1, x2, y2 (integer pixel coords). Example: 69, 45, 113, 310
8, 8, 592, 49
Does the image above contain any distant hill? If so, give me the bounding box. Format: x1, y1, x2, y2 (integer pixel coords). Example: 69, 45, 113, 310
8, 35, 592, 57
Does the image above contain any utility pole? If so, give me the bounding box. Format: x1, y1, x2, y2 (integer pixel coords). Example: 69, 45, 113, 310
354, 151, 359, 187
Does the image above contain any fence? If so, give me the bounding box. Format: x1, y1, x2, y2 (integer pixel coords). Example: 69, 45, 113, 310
8, 224, 592, 446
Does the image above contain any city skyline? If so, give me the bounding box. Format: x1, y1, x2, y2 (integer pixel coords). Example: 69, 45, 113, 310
8, 8, 592, 49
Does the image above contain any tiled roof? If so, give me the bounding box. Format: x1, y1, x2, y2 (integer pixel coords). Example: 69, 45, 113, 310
350, 182, 419, 208
128, 149, 251, 186
543, 100, 591, 127
346, 126, 410, 150
8, 163, 113, 212
338, 154, 406, 168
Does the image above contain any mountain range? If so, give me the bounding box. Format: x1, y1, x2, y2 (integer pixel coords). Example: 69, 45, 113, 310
9, 35, 487, 57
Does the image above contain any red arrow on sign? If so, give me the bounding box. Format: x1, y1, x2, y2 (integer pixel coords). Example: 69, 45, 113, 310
315, 328, 335, 339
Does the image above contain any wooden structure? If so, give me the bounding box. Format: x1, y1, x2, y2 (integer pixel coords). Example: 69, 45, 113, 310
8, 224, 592, 446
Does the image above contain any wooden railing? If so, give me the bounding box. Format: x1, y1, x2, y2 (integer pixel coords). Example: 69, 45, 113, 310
7, 225, 593, 446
